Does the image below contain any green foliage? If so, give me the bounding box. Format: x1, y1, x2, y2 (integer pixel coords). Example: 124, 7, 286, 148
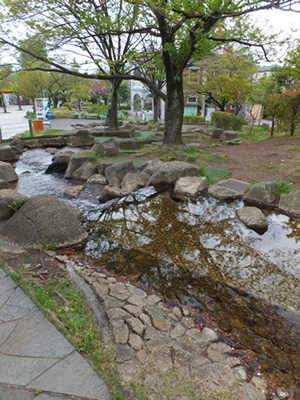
183, 115, 205, 125
211, 111, 246, 131
239, 125, 270, 142
51, 107, 72, 119
8, 198, 27, 212
61, 102, 72, 110
274, 181, 291, 196
43, 240, 57, 250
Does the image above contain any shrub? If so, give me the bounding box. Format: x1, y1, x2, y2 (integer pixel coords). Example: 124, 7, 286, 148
52, 107, 72, 119
119, 105, 131, 110
211, 111, 246, 131
183, 115, 205, 125
60, 102, 72, 110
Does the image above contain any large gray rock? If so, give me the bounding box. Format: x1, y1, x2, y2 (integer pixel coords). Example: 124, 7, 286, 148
10, 138, 26, 150
208, 185, 240, 201
65, 155, 97, 179
0, 161, 18, 183
220, 131, 238, 141
87, 174, 107, 185
279, 190, 300, 217
45, 150, 74, 174
148, 161, 200, 185
96, 161, 114, 175
23, 140, 43, 149
174, 176, 208, 197
0, 145, 19, 162
105, 161, 137, 185
65, 130, 94, 147
140, 159, 164, 176
210, 129, 224, 138
38, 137, 66, 147
98, 186, 130, 202
0, 189, 27, 221
112, 138, 141, 151
243, 181, 277, 205
72, 162, 97, 181
0, 179, 10, 190
0, 195, 88, 249
236, 207, 268, 231
92, 140, 119, 156
121, 172, 150, 192
142, 133, 164, 144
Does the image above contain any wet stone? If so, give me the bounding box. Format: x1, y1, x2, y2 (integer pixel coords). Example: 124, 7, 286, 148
116, 344, 134, 363
127, 317, 144, 335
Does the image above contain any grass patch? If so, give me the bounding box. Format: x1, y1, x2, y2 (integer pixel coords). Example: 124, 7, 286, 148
4, 264, 123, 397
16, 129, 64, 138
196, 166, 231, 185
288, 144, 300, 151
274, 181, 291, 196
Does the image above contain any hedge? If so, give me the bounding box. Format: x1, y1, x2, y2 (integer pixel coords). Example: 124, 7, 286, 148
183, 115, 205, 125
211, 111, 246, 131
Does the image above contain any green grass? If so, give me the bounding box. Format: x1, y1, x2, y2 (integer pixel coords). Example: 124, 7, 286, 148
239, 125, 270, 143
288, 144, 300, 151
274, 181, 291, 196
16, 129, 64, 138
196, 166, 231, 185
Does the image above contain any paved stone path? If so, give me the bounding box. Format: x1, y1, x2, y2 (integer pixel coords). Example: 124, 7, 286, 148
0, 266, 110, 400
61, 256, 280, 400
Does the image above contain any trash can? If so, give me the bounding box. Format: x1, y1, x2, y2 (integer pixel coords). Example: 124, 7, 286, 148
32, 120, 44, 131
46, 112, 53, 120
105, 108, 111, 126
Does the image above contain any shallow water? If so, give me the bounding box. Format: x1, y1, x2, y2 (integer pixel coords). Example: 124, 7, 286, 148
15, 148, 300, 389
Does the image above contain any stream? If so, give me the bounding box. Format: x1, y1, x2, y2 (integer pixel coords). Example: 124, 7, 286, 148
15, 148, 300, 391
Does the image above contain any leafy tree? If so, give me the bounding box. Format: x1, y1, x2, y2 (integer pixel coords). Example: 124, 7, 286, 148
276, 86, 300, 136
284, 40, 300, 83
14, 70, 47, 114
66, 74, 90, 111
0, 0, 298, 145
118, 83, 130, 104
0, 63, 13, 112
88, 80, 109, 105
184, 49, 256, 115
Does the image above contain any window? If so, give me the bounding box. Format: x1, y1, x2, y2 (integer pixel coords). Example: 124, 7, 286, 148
187, 95, 197, 103
189, 67, 200, 83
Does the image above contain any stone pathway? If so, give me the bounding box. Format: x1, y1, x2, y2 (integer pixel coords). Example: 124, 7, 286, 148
59, 255, 288, 400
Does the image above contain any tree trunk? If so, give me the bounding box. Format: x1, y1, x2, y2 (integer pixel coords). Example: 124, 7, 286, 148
153, 93, 159, 123
32, 98, 36, 116
53, 97, 59, 108
270, 116, 275, 138
109, 79, 121, 131
17, 95, 22, 110
290, 114, 295, 136
163, 75, 184, 146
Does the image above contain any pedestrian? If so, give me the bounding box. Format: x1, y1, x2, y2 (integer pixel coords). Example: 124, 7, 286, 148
205, 114, 211, 128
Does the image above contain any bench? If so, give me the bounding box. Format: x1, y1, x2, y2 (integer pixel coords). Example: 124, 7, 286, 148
43, 121, 51, 130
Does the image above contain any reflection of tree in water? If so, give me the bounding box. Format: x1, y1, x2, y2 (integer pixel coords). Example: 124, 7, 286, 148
88, 194, 300, 311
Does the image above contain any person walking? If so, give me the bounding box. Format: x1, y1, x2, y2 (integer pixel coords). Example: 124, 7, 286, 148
205, 114, 211, 128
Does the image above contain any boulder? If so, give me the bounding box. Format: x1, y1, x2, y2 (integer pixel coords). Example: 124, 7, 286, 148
112, 138, 141, 151
45, 150, 75, 174
220, 131, 238, 141
208, 185, 240, 201
23, 140, 43, 149
99, 186, 130, 202
0, 195, 88, 249
236, 207, 268, 232
72, 162, 97, 181
92, 140, 119, 156
0, 145, 19, 162
38, 137, 66, 147
243, 181, 277, 205
0, 189, 27, 221
10, 145, 24, 155
10, 138, 26, 150
148, 161, 200, 185
140, 158, 164, 175
0, 161, 18, 183
278, 190, 300, 217
64, 155, 97, 179
210, 129, 224, 138
174, 176, 208, 197
96, 160, 114, 175
87, 174, 107, 185
105, 161, 137, 185
0, 179, 10, 190
64, 185, 84, 199
65, 130, 94, 146
121, 172, 150, 192
142, 133, 164, 145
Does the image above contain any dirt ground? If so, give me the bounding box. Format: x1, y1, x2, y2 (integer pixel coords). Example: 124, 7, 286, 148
208, 136, 300, 189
